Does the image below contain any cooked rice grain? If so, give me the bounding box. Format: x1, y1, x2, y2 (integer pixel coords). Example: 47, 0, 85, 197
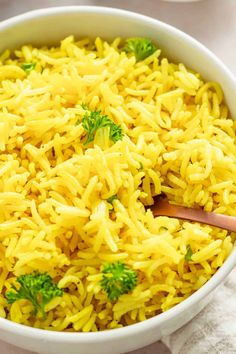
0, 36, 235, 331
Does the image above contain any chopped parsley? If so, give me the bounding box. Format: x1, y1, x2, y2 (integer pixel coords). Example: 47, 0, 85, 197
138, 162, 144, 171
185, 244, 193, 261
107, 195, 118, 204
81, 103, 89, 110
123, 38, 158, 62
80, 109, 123, 145
6, 272, 63, 317
21, 62, 36, 73
101, 261, 137, 301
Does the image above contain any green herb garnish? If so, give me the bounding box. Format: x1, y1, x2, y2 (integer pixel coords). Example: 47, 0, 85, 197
6, 272, 63, 317
123, 38, 157, 62
185, 244, 193, 261
138, 162, 144, 171
21, 62, 36, 73
107, 195, 118, 204
101, 261, 137, 301
81, 109, 123, 145
81, 103, 89, 110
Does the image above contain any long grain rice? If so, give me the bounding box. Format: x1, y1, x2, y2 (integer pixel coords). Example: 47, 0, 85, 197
0, 36, 235, 331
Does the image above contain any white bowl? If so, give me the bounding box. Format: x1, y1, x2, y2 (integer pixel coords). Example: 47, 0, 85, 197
0, 6, 235, 354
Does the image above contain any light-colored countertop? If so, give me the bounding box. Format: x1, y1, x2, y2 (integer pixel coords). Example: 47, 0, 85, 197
0, 1, 235, 353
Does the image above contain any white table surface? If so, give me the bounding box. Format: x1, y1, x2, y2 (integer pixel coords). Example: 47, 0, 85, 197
0, 1, 235, 353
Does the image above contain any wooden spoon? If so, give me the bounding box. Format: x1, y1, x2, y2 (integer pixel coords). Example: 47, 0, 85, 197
150, 195, 236, 233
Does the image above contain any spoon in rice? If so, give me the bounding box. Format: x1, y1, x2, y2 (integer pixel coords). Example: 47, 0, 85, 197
151, 194, 236, 232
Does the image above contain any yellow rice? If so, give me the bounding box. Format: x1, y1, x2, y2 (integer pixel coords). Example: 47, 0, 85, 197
0, 36, 235, 332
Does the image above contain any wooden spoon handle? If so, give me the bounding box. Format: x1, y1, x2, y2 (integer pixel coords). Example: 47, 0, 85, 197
151, 199, 236, 233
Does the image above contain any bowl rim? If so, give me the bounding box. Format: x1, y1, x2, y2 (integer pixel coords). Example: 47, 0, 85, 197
0, 5, 236, 342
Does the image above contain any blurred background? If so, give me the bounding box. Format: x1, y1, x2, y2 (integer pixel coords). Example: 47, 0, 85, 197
0, 0, 236, 75
0, 1, 235, 354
